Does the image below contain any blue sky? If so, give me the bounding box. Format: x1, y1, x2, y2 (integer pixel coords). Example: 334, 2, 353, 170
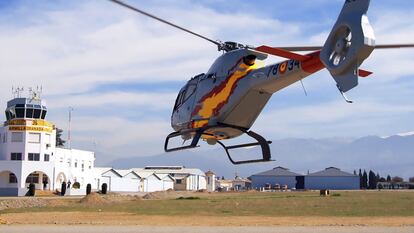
0, 0, 413, 164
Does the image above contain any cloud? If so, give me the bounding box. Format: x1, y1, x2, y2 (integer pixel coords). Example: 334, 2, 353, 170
255, 100, 414, 139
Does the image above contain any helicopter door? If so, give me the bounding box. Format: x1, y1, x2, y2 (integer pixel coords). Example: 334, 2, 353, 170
173, 78, 200, 128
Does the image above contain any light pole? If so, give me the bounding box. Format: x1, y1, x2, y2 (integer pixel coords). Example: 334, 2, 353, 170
68, 107, 74, 149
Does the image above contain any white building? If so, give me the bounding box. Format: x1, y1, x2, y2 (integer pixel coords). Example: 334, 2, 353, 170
0, 95, 97, 196
0, 94, 210, 196
100, 169, 141, 192
95, 167, 204, 193
134, 166, 206, 191
205, 170, 216, 192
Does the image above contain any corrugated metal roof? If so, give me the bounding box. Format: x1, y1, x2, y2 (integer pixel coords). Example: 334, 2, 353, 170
133, 167, 205, 176
114, 169, 141, 178
307, 167, 356, 177
95, 167, 112, 174
134, 171, 159, 179
252, 166, 302, 176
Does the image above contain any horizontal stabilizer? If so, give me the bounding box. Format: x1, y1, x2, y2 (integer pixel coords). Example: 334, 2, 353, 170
358, 69, 373, 77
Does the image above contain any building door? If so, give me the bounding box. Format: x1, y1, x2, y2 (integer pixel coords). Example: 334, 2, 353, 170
295, 176, 304, 190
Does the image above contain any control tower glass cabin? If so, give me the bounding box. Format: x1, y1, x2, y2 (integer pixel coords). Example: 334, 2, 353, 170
5, 98, 47, 121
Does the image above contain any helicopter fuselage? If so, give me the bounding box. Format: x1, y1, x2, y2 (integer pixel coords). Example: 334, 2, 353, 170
171, 48, 324, 140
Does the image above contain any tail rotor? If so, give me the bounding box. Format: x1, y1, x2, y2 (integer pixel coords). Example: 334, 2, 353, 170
320, 0, 375, 93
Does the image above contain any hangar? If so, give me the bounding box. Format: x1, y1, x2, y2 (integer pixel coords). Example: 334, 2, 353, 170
250, 167, 303, 189
305, 167, 359, 190
251, 166, 360, 190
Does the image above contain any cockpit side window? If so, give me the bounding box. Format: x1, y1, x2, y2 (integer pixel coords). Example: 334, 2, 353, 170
184, 84, 196, 100
173, 90, 185, 111
173, 74, 203, 111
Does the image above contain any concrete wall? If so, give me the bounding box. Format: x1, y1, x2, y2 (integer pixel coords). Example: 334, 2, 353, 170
304, 176, 360, 190
251, 175, 297, 189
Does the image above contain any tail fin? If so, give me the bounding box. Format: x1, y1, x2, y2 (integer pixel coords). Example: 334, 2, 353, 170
320, 0, 375, 92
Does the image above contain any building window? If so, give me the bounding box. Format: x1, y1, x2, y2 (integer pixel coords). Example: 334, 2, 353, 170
67, 159, 71, 167
25, 108, 34, 118
28, 153, 40, 161
28, 133, 41, 143
26, 173, 39, 183
74, 161, 78, 168
9, 173, 18, 183
15, 106, 25, 118
3, 133, 7, 143
11, 132, 23, 142
44, 154, 50, 162
81, 163, 84, 172
89, 162, 92, 169
11, 153, 23, 161
176, 179, 182, 184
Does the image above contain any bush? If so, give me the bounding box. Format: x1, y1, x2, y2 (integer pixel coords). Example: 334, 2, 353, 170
101, 183, 108, 194
176, 196, 200, 200
61, 182, 67, 196
28, 183, 35, 196
86, 183, 92, 195
332, 193, 341, 197
72, 182, 81, 189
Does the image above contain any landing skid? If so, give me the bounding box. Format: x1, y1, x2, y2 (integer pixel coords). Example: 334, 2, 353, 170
164, 123, 273, 165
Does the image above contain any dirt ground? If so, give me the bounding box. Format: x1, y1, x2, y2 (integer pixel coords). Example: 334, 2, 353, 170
1, 212, 414, 227
1, 226, 414, 233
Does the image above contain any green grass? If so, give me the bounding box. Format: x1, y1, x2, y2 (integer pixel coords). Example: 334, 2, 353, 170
1, 191, 414, 217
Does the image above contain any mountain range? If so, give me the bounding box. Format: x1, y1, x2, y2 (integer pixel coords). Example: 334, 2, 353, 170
106, 133, 414, 179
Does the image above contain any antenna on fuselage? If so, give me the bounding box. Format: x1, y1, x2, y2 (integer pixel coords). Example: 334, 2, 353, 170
299, 79, 308, 96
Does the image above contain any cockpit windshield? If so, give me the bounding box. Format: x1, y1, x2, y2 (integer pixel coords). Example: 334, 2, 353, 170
173, 73, 204, 110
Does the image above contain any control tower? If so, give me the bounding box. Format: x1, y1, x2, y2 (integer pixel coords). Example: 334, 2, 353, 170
0, 88, 97, 197
0, 90, 56, 196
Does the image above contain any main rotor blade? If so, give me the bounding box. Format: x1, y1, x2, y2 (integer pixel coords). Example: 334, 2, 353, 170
273, 44, 414, 52
374, 44, 414, 49
107, 0, 221, 47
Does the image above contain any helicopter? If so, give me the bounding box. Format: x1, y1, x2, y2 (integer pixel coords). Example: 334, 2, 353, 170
109, 0, 414, 164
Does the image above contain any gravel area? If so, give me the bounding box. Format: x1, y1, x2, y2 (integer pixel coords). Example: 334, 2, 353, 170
0, 198, 49, 211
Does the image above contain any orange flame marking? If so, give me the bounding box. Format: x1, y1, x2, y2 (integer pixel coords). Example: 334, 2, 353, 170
192, 60, 258, 128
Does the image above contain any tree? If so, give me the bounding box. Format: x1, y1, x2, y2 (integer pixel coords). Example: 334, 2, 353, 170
359, 169, 363, 189
392, 176, 404, 182
386, 175, 391, 182
56, 128, 66, 148
368, 170, 376, 189
362, 170, 368, 189
353, 170, 357, 175
379, 177, 386, 182
409, 177, 414, 183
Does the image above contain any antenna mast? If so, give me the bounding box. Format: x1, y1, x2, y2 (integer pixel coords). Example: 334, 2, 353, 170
68, 107, 74, 149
